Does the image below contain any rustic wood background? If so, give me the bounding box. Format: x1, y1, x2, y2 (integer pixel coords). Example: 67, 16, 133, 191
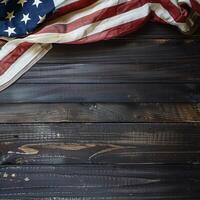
0, 23, 200, 199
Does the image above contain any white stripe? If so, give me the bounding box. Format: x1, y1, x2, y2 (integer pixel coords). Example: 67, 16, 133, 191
53, 0, 76, 7
178, 0, 192, 7
170, 0, 184, 10
0, 44, 51, 92
0, 0, 126, 59
2, 3, 191, 45
0, 1, 194, 58
31, 3, 151, 43
0, 42, 20, 60
0, 0, 198, 91
0, 38, 19, 60
48, 0, 192, 30
54, 0, 80, 8
151, 3, 190, 32
50, 0, 128, 25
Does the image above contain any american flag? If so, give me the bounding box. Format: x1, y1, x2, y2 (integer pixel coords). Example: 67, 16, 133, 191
0, 0, 200, 91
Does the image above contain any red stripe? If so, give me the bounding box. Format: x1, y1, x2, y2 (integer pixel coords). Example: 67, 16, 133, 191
157, 0, 189, 22
69, 17, 148, 44
0, 43, 33, 75
37, 0, 190, 36
67, 0, 193, 44
37, 0, 150, 35
191, 0, 200, 13
50, 0, 97, 20
38, 0, 144, 34
0, 0, 198, 92
33, 0, 97, 35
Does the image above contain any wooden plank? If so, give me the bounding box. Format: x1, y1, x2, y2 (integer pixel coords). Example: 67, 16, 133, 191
39, 39, 200, 64
0, 165, 200, 199
1, 123, 200, 165
110, 23, 200, 39
1, 83, 200, 103
0, 103, 199, 123
18, 62, 200, 84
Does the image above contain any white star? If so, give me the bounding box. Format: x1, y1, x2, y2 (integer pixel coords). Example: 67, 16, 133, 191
4, 27, 16, 36
21, 13, 31, 25
24, 177, 30, 182
3, 172, 8, 178
17, 0, 27, 7
32, 0, 42, 7
5, 11, 15, 21
1, 0, 9, 5
37, 15, 46, 24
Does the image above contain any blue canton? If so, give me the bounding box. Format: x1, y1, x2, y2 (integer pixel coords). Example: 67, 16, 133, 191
0, 0, 55, 37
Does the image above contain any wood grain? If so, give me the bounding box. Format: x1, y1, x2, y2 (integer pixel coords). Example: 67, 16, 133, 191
0, 123, 200, 165
1, 23, 200, 199
0, 165, 200, 199
0, 103, 199, 123
1, 83, 200, 103
108, 23, 200, 39
102, 23, 200, 39
39, 39, 200, 64
18, 63, 200, 84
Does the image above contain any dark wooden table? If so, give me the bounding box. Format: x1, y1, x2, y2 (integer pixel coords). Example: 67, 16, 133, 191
0, 23, 200, 199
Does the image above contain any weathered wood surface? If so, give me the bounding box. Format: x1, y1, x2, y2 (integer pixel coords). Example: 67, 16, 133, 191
18, 63, 200, 84
0, 123, 200, 165
0, 23, 200, 198
0, 103, 199, 123
0, 165, 200, 199
1, 83, 200, 103
40, 39, 200, 64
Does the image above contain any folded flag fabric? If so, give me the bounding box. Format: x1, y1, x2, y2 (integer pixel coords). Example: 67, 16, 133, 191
0, 0, 200, 91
